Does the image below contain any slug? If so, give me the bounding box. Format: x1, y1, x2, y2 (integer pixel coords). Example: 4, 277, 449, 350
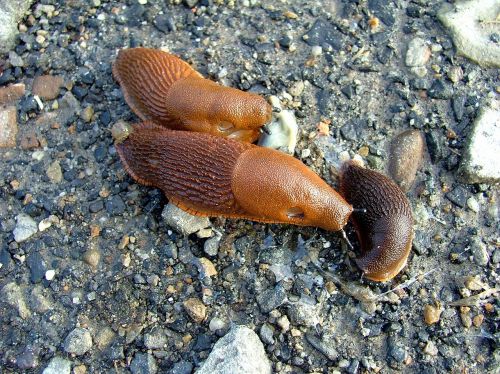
339, 160, 414, 282
114, 121, 353, 232
112, 48, 272, 143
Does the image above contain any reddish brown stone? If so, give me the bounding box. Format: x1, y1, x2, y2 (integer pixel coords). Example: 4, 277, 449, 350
0, 106, 17, 148
32, 75, 64, 100
388, 130, 424, 192
20, 131, 40, 150
0, 83, 25, 106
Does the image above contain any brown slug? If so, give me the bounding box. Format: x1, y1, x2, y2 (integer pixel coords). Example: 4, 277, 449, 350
112, 48, 272, 143
339, 160, 414, 282
114, 121, 353, 232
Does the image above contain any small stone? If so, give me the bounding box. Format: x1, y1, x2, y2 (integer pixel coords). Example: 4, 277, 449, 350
170, 361, 193, 374
105, 195, 126, 216
460, 306, 473, 328
161, 203, 210, 236
447, 66, 463, 83
130, 353, 157, 374
64, 328, 93, 356
405, 37, 431, 67
424, 304, 442, 325
256, 284, 287, 313
473, 314, 484, 327
306, 334, 338, 361
0, 83, 25, 106
183, 297, 206, 323
388, 130, 424, 191
287, 299, 320, 327
276, 315, 290, 332
20, 131, 39, 149
9, 51, 24, 67
153, 14, 176, 33
45, 269, 55, 281
197, 326, 271, 374
13, 214, 38, 242
470, 237, 489, 266
458, 100, 500, 184
83, 247, 100, 268
209, 317, 227, 332
73, 365, 87, 374
46, 161, 63, 183
289, 80, 305, 97
311, 45, 322, 57
144, 327, 167, 349
80, 105, 94, 122
0, 106, 17, 148
42, 357, 71, 374
32, 75, 64, 100
204, 233, 221, 256
198, 257, 217, 277
1, 282, 31, 319
259, 323, 275, 345
423, 341, 438, 356
467, 197, 480, 213
16, 347, 38, 370
428, 79, 454, 100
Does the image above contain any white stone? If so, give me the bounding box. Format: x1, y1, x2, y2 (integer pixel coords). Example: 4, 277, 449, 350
405, 37, 431, 67
45, 270, 55, 281
438, 0, 500, 67
161, 203, 210, 236
197, 326, 271, 374
13, 214, 38, 242
458, 100, 500, 184
42, 357, 71, 374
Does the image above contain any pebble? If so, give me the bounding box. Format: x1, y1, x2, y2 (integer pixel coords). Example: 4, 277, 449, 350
427, 79, 454, 100
83, 247, 101, 268
46, 161, 63, 183
105, 195, 126, 216
203, 233, 221, 256
0, 106, 18, 148
470, 237, 489, 266
306, 334, 338, 361
423, 341, 439, 356
259, 323, 275, 345
80, 105, 94, 123
144, 328, 167, 349
16, 347, 38, 370
466, 197, 480, 213
130, 353, 157, 374
447, 66, 463, 83
8, 50, 24, 67
64, 328, 93, 356
256, 284, 287, 313
424, 304, 442, 325
197, 257, 217, 278
388, 129, 424, 191
170, 361, 193, 374
209, 317, 227, 332
286, 298, 320, 327
458, 99, 500, 184
276, 315, 290, 332
42, 357, 71, 374
405, 37, 431, 67
197, 325, 271, 374
0, 83, 25, 106
438, 0, 500, 67
32, 75, 64, 100
183, 297, 207, 323
161, 203, 210, 236
45, 269, 55, 281
13, 214, 38, 242
1, 282, 31, 319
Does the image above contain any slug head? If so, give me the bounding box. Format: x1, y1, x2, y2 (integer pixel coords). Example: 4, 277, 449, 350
340, 161, 414, 282
231, 148, 352, 231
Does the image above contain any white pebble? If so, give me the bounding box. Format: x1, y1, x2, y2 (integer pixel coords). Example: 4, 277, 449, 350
467, 197, 480, 212
311, 45, 322, 57
45, 270, 56, 281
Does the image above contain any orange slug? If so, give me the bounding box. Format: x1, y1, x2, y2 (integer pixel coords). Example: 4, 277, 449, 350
339, 160, 414, 282
112, 48, 272, 143
114, 121, 353, 232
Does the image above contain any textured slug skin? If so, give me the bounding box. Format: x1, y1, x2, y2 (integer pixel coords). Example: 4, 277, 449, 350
340, 161, 413, 282
112, 48, 272, 143
115, 122, 353, 231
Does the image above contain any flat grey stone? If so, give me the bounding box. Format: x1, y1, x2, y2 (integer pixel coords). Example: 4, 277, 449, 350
42, 356, 71, 374
13, 214, 38, 243
64, 328, 93, 356
197, 325, 271, 374
162, 203, 210, 236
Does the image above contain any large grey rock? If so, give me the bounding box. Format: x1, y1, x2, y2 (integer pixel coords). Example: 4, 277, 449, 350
0, 0, 35, 54
13, 214, 38, 242
162, 203, 210, 236
196, 326, 271, 374
438, 0, 500, 67
458, 100, 500, 184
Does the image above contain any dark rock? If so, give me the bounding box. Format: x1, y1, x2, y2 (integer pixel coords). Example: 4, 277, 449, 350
170, 361, 193, 374
100, 110, 111, 126
71, 85, 88, 100
193, 333, 213, 351
410, 78, 430, 90
154, 14, 176, 33
130, 352, 157, 374
452, 95, 466, 121
428, 80, 454, 100
105, 195, 126, 216
347, 359, 360, 374
303, 19, 345, 51
94, 145, 107, 162
406, 4, 424, 18
26, 251, 46, 283
256, 284, 287, 313
445, 185, 468, 208
279, 35, 292, 48
425, 131, 443, 163
305, 334, 338, 361
16, 347, 38, 370
368, 0, 395, 26
341, 85, 354, 99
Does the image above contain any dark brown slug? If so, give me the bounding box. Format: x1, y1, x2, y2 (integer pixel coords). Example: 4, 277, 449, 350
112, 48, 272, 143
340, 160, 414, 282
114, 121, 353, 232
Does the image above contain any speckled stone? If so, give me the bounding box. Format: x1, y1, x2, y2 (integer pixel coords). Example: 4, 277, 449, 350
0, 106, 17, 148
388, 129, 424, 191
32, 75, 64, 100
64, 328, 93, 356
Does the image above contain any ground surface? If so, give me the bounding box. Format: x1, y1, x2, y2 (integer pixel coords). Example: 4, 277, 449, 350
0, 0, 499, 373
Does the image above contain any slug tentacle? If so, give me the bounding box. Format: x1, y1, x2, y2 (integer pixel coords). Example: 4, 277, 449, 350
115, 122, 353, 230
113, 48, 272, 142
340, 161, 414, 282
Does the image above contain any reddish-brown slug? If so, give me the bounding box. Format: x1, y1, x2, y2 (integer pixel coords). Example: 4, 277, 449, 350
114, 121, 353, 232
340, 160, 414, 282
112, 48, 272, 143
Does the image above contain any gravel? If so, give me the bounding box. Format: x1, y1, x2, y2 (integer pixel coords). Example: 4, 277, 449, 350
0, 1, 498, 373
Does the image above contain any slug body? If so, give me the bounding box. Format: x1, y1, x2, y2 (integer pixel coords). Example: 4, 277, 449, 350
340, 161, 413, 282
113, 48, 272, 143
115, 122, 353, 232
